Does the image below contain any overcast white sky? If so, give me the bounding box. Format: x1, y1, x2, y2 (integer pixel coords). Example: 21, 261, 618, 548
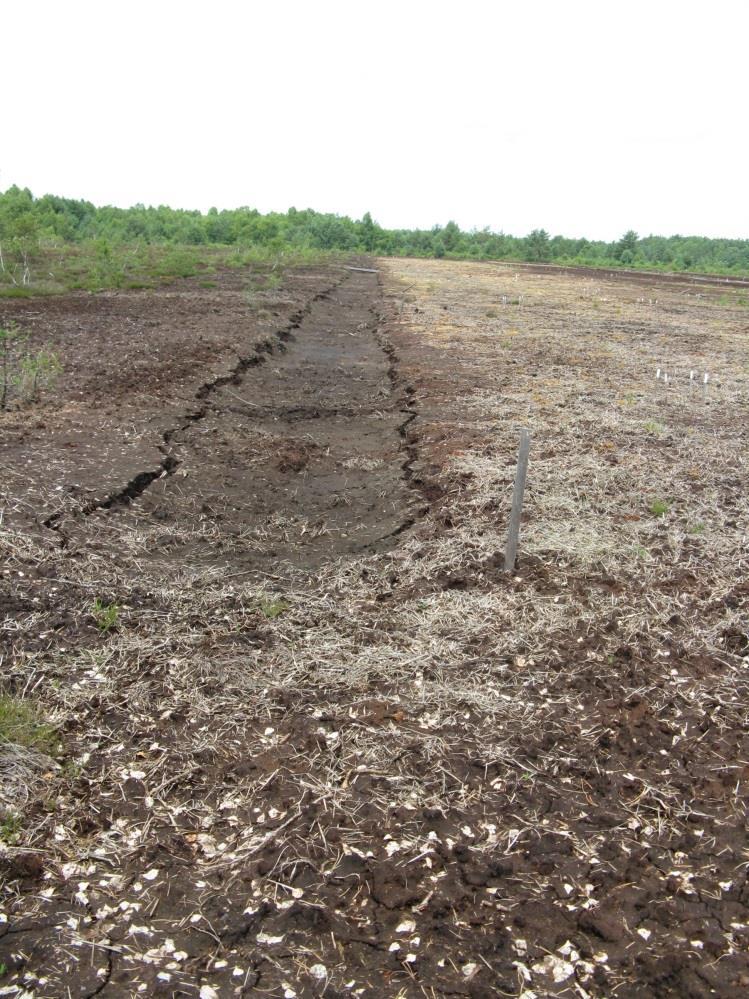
3, 0, 747, 240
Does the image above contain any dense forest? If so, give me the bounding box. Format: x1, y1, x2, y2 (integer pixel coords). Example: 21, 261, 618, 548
2, 185, 749, 285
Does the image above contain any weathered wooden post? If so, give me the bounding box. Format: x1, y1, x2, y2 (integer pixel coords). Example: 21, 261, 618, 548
504, 429, 531, 573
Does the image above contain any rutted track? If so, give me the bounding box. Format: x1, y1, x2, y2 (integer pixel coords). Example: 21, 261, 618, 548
122, 269, 420, 571
42, 277, 347, 531
28, 267, 423, 571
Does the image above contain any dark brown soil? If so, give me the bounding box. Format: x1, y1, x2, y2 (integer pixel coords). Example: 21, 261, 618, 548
0, 266, 417, 564
124, 274, 418, 571
2, 258, 749, 999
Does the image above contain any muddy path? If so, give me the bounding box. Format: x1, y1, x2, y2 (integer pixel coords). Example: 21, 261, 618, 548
123, 270, 420, 572
1, 266, 420, 572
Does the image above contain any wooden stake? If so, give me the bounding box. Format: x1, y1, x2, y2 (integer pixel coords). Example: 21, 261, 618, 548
504, 429, 531, 573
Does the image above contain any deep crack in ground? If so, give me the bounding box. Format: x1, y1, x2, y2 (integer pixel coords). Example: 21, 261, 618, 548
39, 267, 423, 573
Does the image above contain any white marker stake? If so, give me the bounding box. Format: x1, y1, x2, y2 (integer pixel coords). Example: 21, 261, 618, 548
504, 429, 531, 573
656, 368, 661, 380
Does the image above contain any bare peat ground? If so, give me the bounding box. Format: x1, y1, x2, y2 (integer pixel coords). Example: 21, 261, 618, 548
1, 257, 749, 998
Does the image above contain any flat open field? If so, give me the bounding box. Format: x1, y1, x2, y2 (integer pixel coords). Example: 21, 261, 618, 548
1, 258, 749, 997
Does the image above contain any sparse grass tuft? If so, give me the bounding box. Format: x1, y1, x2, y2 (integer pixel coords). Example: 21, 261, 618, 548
650, 498, 670, 517
0, 695, 57, 755
92, 598, 119, 632
644, 419, 665, 435
0, 813, 22, 845
257, 597, 289, 619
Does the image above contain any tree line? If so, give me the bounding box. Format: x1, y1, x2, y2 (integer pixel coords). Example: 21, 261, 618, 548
2, 185, 748, 278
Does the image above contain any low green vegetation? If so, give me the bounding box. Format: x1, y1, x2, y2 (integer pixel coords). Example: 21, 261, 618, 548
650, 499, 670, 517
264, 272, 283, 291
92, 598, 119, 632
0, 694, 57, 755
17, 348, 62, 403
644, 419, 666, 435
0, 322, 62, 409
0, 814, 21, 845
2, 186, 749, 296
257, 597, 289, 619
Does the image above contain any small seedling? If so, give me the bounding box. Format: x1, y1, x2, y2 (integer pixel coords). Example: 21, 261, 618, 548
17, 348, 62, 404
687, 522, 706, 535
650, 499, 670, 517
258, 597, 288, 619
0, 814, 21, 845
644, 420, 665, 435
0, 322, 26, 409
0, 324, 62, 408
92, 598, 119, 632
0, 694, 58, 754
